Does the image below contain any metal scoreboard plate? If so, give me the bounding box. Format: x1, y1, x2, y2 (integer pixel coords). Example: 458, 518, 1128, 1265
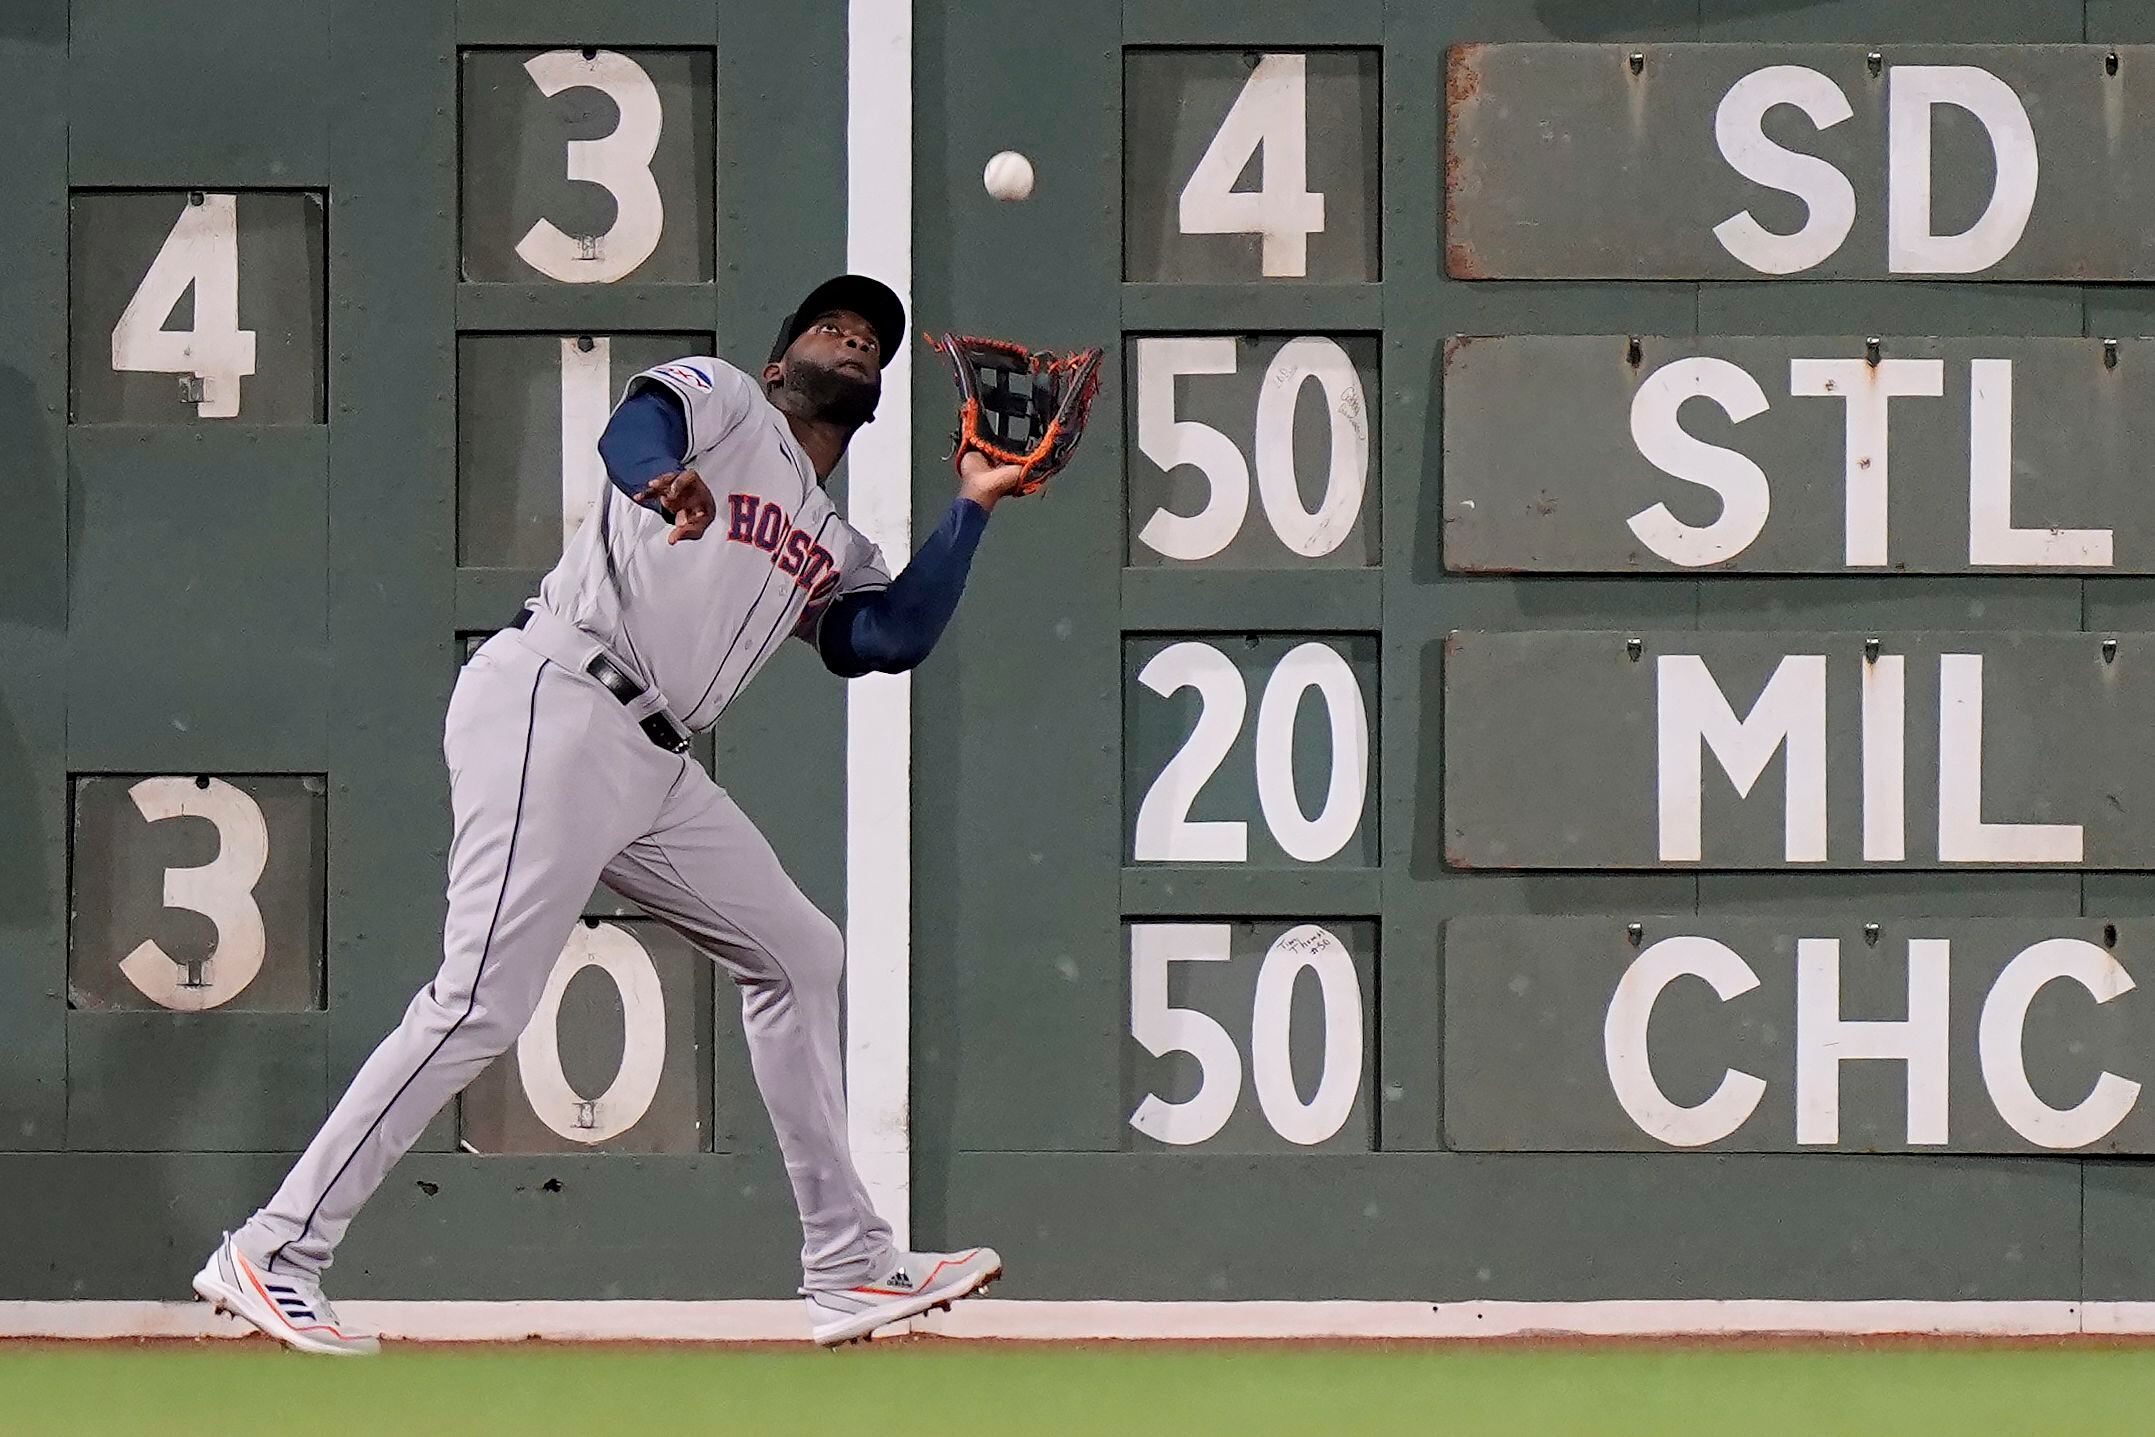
1126, 333, 1380, 569
457, 331, 710, 568
1124, 48, 1381, 283
1125, 633, 1379, 869
68, 774, 325, 1011
1443, 336, 2155, 574
459, 47, 715, 285
1125, 919, 1375, 1154
1446, 44, 2155, 280
1443, 630, 2155, 870
460, 919, 714, 1155
69, 190, 326, 424
1445, 916, 2155, 1154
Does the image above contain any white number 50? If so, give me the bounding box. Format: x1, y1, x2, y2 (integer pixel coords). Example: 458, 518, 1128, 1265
1129, 922, 1363, 1147
1136, 336, 1368, 562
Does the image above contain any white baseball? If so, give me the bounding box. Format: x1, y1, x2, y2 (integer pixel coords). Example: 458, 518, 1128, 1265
983, 150, 1035, 202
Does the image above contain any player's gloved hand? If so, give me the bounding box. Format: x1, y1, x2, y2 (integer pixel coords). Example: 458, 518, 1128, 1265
641, 468, 716, 544
956, 449, 1029, 513
928, 332, 1103, 499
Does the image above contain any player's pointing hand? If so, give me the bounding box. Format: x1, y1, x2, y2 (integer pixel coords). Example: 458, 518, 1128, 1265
641, 468, 717, 544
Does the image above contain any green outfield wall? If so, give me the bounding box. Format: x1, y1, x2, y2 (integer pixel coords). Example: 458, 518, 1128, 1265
8, 0, 2155, 1307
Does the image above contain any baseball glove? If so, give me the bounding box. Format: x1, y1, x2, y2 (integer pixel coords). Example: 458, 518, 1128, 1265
926, 332, 1104, 495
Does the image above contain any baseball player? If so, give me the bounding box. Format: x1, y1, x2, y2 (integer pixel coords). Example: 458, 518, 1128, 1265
193, 275, 1018, 1352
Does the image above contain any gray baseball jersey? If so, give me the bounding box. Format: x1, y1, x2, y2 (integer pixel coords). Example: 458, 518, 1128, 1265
540, 356, 892, 732
228, 353, 912, 1302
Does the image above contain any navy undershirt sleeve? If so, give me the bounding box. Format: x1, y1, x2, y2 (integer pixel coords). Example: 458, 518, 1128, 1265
817, 498, 990, 677
597, 386, 690, 512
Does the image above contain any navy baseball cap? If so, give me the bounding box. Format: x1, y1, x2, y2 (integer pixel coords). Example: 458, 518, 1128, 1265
768, 274, 905, 370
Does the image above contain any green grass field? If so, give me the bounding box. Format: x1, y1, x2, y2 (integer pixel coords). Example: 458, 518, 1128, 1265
7, 1340, 2155, 1436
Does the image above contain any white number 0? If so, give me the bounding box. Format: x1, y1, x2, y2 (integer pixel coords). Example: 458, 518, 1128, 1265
1129, 922, 1363, 1147
517, 923, 668, 1143
518, 50, 666, 283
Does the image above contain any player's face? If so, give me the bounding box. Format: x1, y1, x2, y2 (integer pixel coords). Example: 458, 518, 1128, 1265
795, 310, 882, 380
774, 309, 883, 427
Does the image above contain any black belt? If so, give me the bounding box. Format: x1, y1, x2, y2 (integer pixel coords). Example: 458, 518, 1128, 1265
508, 609, 691, 754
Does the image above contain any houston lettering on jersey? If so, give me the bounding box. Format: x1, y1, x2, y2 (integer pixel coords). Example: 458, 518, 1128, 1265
725, 492, 840, 602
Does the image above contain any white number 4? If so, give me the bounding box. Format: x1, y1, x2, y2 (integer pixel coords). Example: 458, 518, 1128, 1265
110, 194, 258, 419
1178, 53, 1326, 278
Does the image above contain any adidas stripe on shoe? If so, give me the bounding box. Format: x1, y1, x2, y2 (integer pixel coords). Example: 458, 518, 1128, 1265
803, 1246, 1002, 1347
191, 1232, 379, 1357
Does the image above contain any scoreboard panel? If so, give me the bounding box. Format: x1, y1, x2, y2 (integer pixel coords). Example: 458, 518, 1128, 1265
1446, 44, 2155, 281
910, 0, 2155, 1305
1445, 336, 2155, 574
68, 191, 327, 424
0, 0, 848, 1300
13, 0, 2155, 1310
1446, 916, 2155, 1154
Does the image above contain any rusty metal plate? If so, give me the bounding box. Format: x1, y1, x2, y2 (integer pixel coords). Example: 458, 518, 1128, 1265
1446, 915, 2155, 1154
1444, 335, 2152, 573
1446, 44, 2155, 280
1444, 630, 2155, 870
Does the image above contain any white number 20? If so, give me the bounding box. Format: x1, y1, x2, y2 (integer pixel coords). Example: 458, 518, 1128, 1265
1129, 922, 1363, 1147
110, 194, 258, 419
1133, 640, 1369, 864
1178, 53, 1325, 277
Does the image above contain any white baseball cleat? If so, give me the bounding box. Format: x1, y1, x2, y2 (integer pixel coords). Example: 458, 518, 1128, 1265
192, 1232, 380, 1356
803, 1246, 1003, 1347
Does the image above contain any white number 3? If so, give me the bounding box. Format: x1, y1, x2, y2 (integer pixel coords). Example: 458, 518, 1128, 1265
117, 777, 269, 1010
110, 194, 257, 419
517, 49, 666, 284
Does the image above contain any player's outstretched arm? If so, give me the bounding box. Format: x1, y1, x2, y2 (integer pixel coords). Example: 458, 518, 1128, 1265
815, 452, 1026, 676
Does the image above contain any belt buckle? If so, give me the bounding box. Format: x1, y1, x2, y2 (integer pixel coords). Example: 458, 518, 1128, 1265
584, 653, 688, 753
643, 713, 692, 754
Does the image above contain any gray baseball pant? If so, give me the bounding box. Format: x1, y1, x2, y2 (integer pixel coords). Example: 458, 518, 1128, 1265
234, 616, 893, 1290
